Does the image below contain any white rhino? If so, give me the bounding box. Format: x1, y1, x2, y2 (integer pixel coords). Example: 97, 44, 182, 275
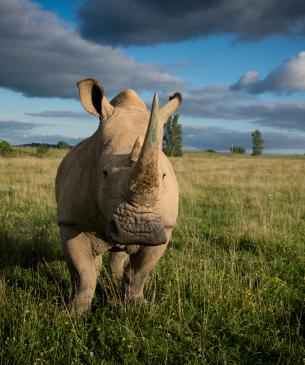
56, 79, 182, 313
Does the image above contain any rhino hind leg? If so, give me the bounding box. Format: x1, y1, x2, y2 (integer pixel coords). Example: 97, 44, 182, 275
60, 226, 101, 314
124, 243, 168, 303
109, 251, 129, 282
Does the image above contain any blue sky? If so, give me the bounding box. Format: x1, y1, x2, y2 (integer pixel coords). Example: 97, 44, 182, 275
1, 0, 305, 153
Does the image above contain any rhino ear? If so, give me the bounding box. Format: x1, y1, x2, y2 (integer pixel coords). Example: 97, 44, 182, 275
159, 92, 182, 122
77, 78, 114, 119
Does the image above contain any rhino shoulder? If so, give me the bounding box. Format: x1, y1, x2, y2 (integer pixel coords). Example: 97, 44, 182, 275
56, 135, 99, 228
160, 152, 179, 227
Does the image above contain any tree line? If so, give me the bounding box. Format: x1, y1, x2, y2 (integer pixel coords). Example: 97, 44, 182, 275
0, 140, 71, 157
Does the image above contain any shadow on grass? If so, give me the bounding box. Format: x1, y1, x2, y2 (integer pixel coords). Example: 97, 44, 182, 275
200, 229, 260, 253
0, 228, 122, 310
0, 228, 62, 269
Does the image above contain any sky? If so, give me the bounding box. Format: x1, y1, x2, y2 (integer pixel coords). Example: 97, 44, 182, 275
1, 0, 305, 154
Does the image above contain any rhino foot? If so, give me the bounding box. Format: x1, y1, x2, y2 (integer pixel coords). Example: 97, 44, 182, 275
124, 295, 148, 306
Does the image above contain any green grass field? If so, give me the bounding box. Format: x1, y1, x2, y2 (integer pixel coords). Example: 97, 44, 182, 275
1, 151, 305, 364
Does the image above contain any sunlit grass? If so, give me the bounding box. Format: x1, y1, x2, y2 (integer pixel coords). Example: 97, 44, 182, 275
0, 152, 305, 364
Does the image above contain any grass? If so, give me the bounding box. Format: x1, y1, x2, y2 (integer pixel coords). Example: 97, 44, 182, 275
1, 151, 305, 364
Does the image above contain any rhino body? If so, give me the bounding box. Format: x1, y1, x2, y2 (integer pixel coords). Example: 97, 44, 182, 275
56, 79, 182, 313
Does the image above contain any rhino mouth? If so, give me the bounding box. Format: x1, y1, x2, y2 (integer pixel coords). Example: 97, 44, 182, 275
106, 204, 167, 245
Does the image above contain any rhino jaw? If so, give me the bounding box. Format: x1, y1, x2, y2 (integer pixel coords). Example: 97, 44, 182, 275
107, 220, 167, 246
106, 201, 167, 246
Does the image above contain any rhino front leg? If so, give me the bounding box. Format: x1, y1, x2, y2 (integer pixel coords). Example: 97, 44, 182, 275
60, 225, 102, 314
109, 251, 129, 282
124, 243, 168, 303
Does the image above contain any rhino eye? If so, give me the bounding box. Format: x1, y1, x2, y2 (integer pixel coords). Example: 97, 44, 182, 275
102, 170, 108, 178
162, 173, 166, 180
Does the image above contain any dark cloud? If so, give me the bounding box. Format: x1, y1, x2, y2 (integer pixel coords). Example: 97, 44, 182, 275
247, 103, 305, 131
0, 120, 38, 140
178, 87, 305, 132
179, 86, 255, 114
16, 134, 82, 146
25, 110, 90, 119
183, 126, 251, 151
0, 118, 82, 145
231, 52, 305, 94
78, 0, 305, 46
0, 0, 183, 99
183, 125, 305, 153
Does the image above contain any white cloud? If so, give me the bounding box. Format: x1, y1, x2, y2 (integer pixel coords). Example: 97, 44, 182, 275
25, 111, 89, 119
231, 51, 305, 94
231, 71, 260, 90
0, 0, 183, 99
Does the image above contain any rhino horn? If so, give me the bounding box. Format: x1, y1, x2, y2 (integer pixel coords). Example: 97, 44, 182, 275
129, 93, 160, 197
130, 136, 143, 163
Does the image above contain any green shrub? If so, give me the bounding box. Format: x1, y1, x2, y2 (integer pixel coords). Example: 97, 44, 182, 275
231, 145, 246, 154
0, 140, 13, 157
57, 141, 70, 149
36, 144, 49, 157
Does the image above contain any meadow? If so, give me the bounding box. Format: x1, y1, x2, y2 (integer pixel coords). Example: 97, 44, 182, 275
0, 150, 305, 364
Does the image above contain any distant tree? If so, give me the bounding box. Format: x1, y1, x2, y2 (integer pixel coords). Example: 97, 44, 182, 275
251, 130, 264, 156
205, 149, 216, 153
230, 145, 246, 154
57, 141, 70, 149
36, 144, 49, 157
163, 114, 183, 157
0, 140, 13, 157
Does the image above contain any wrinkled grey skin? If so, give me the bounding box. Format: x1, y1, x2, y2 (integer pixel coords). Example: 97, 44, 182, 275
55, 79, 182, 313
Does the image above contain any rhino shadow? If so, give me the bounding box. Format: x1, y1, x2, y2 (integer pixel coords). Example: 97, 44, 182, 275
0, 229, 62, 269
0, 229, 122, 308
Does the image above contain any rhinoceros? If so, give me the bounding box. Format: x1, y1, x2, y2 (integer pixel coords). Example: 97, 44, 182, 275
55, 79, 182, 313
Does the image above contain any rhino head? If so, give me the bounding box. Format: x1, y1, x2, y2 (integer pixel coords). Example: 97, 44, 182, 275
77, 79, 182, 246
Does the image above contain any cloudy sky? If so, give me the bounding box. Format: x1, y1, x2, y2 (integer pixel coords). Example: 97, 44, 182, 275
1, 0, 305, 153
